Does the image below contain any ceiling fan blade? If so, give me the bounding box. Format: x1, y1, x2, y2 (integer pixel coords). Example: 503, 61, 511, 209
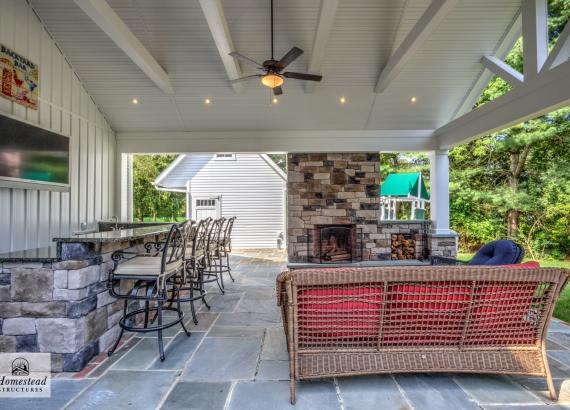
283, 72, 322, 82
229, 52, 262, 68
273, 86, 283, 96
276, 47, 303, 69
230, 74, 262, 83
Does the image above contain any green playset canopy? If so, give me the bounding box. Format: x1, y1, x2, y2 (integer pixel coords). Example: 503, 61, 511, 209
380, 172, 430, 200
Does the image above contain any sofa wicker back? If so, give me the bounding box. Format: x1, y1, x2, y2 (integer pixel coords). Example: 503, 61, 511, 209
277, 266, 569, 404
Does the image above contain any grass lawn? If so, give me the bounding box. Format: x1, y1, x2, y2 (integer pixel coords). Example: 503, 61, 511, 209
458, 253, 570, 323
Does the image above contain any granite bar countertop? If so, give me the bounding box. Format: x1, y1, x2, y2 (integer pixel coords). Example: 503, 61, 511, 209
53, 224, 172, 243
0, 224, 173, 263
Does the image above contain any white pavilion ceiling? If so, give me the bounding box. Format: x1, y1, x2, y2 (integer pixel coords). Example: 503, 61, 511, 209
29, 0, 521, 132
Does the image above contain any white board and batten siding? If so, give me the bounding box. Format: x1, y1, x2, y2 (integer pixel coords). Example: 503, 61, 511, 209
0, 0, 116, 253
155, 154, 286, 249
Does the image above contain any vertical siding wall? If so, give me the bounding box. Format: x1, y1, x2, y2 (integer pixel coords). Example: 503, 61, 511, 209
188, 154, 286, 248
0, 0, 116, 252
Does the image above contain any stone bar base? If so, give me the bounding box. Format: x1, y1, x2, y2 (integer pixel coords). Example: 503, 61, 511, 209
0, 235, 166, 372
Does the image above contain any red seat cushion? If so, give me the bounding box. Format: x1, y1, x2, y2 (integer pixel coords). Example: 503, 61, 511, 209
297, 285, 383, 346
464, 281, 538, 345
503, 261, 540, 268
382, 283, 471, 346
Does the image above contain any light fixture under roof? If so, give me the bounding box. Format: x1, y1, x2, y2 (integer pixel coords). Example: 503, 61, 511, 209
261, 73, 284, 89
410, 96, 417, 103
131, 98, 139, 105
339, 96, 346, 104
204, 98, 212, 105
272, 97, 278, 104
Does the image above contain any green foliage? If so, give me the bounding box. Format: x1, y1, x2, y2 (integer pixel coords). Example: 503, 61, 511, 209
268, 154, 287, 171
133, 155, 186, 222
448, 1, 570, 258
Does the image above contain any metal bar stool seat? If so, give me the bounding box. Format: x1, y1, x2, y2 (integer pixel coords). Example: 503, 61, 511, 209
107, 224, 190, 361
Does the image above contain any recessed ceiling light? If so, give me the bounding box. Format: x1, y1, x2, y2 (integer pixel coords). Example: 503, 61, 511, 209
204, 98, 211, 105
131, 98, 139, 105
339, 96, 346, 104
410, 96, 417, 103
272, 97, 278, 104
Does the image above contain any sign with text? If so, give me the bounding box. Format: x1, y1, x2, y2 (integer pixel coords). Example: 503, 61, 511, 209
0, 353, 51, 398
0, 44, 39, 110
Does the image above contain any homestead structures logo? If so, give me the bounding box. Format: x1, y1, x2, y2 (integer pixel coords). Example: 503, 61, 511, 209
11, 358, 29, 376
0, 353, 51, 398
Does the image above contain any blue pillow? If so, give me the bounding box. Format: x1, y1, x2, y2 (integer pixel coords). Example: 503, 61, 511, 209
468, 240, 522, 266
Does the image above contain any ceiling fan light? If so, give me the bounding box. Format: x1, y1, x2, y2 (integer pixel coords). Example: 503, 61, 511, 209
261, 73, 284, 88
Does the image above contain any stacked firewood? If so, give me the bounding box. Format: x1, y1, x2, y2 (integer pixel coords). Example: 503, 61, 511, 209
391, 234, 416, 260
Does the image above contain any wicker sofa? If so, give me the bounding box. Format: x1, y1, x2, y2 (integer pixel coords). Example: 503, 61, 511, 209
277, 266, 569, 404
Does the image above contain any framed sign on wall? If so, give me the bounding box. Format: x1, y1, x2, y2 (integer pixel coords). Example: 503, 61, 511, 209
0, 44, 39, 110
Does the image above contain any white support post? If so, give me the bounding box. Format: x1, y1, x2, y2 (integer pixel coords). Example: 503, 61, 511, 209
118, 153, 133, 222
429, 150, 451, 234
522, 0, 548, 80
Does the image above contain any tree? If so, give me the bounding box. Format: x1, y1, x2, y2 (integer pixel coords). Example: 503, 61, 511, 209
448, 0, 570, 256
132, 155, 186, 221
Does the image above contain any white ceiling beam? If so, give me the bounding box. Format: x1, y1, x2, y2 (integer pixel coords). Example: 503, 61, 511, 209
374, 0, 458, 93
436, 59, 570, 148
116, 130, 436, 153
453, 13, 522, 118
74, 0, 174, 94
304, 0, 339, 94
198, 0, 244, 94
522, 0, 548, 80
541, 21, 570, 71
480, 56, 524, 86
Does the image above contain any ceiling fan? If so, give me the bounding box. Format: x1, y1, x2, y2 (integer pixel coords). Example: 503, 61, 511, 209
229, 0, 322, 95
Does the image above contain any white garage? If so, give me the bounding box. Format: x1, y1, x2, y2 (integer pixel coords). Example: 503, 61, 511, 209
154, 153, 287, 249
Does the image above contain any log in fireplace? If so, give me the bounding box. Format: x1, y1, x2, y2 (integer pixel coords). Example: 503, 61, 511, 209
311, 224, 361, 263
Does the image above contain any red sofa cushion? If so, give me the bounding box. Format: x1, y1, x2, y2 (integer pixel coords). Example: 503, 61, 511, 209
503, 261, 540, 268
464, 281, 538, 345
297, 285, 383, 345
382, 283, 471, 346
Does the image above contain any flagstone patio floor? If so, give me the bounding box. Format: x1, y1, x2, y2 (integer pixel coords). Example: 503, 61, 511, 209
2, 249, 570, 410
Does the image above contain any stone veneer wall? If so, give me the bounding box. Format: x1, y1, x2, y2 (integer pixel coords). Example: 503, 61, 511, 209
288, 153, 382, 262
0, 236, 165, 372
287, 152, 458, 263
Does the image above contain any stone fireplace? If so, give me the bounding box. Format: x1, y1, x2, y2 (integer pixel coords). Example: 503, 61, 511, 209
312, 224, 360, 263
287, 152, 458, 264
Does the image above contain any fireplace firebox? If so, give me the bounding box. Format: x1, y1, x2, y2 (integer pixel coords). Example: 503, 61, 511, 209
310, 224, 362, 263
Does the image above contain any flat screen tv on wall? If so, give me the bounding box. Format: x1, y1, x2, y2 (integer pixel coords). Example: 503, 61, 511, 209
0, 113, 70, 190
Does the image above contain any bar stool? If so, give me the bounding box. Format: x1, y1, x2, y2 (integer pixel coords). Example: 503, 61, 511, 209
107, 223, 190, 361
218, 216, 236, 283
167, 219, 211, 325
201, 217, 227, 294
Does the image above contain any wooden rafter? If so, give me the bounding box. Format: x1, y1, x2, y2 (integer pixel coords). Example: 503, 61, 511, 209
521, 0, 548, 79
198, 0, 244, 94
304, 0, 339, 93
74, 0, 174, 94
542, 21, 570, 71
374, 0, 458, 93
480, 56, 523, 87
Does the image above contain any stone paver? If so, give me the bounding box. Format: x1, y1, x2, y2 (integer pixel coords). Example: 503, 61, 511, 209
453, 374, 543, 405
160, 381, 231, 410
0, 379, 93, 410
182, 337, 262, 381
66, 370, 177, 410
229, 380, 340, 410
256, 360, 290, 380
4, 250, 570, 410
395, 374, 480, 409
337, 375, 410, 410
